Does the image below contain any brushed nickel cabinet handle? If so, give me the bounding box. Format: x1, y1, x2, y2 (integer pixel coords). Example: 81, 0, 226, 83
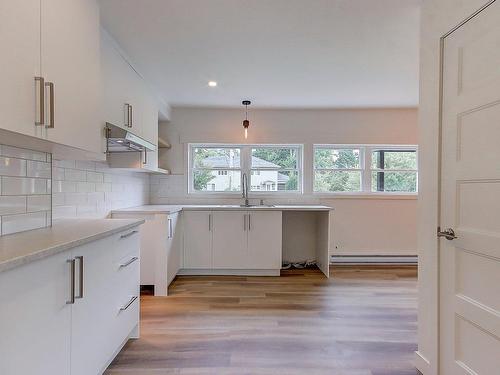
120, 296, 138, 311
35, 77, 45, 126
75, 256, 84, 299
66, 258, 76, 305
243, 214, 246, 231
124, 103, 131, 127
120, 256, 139, 268
128, 104, 133, 128
120, 230, 139, 239
248, 214, 251, 231
208, 213, 212, 231
168, 218, 173, 238
143, 149, 147, 165
44, 82, 54, 128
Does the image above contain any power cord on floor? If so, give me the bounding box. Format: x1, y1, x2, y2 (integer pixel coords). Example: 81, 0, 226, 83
282, 260, 317, 269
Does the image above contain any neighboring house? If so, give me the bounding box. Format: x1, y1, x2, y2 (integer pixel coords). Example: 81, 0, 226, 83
201, 155, 289, 191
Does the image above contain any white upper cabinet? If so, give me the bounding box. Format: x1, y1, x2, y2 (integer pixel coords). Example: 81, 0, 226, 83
41, 0, 102, 155
0, 0, 42, 137
101, 30, 159, 145
0, 0, 103, 158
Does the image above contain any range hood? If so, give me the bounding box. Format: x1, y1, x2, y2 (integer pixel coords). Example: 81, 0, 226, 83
105, 123, 156, 153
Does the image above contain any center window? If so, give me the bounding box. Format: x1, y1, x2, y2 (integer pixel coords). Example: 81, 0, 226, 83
189, 144, 302, 194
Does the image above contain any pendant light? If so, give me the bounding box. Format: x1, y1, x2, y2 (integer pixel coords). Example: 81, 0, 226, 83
242, 100, 251, 139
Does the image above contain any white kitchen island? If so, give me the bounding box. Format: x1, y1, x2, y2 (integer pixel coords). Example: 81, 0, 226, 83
112, 205, 333, 296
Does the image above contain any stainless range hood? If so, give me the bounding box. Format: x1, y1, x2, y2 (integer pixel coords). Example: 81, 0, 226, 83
105, 123, 156, 153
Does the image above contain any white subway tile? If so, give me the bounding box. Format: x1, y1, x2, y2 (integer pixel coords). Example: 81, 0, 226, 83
65, 168, 87, 181
88, 192, 105, 204
65, 193, 87, 205
1, 177, 48, 195
0, 196, 26, 215
77, 182, 95, 193
53, 180, 76, 193
75, 160, 96, 171
27, 195, 51, 212
86, 171, 104, 183
0, 157, 27, 177
52, 193, 65, 206
52, 206, 77, 220
27, 160, 51, 178
0, 145, 47, 161
2, 211, 47, 235
95, 182, 112, 192
52, 167, 65, 180
53, 160, 75, 168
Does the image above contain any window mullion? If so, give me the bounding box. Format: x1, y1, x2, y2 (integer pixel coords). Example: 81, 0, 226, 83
362, 147, 371, 193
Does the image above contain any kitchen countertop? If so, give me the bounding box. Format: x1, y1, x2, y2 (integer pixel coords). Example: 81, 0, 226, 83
0, 218, 144, 273
112, 204, 333, 215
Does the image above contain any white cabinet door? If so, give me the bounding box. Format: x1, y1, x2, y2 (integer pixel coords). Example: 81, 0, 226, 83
183, 211, 212, 268
212, 211, 248, 269
71, 236, 116, 375
41, 0, 103, 156
167, 213, 182, 286
0, 0, 41, 137
0, 251, 72, 375
247, 211, 282, 269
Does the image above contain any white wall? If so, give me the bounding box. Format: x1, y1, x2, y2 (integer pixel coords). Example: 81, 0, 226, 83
153, 107, 418, 256
417, 1, 493, 374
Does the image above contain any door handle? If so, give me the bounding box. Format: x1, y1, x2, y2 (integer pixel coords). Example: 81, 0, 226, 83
120, 296, 138, 311
120, 230, 138, 239
75, 256, 84, 299
44, 82, 55, 128
120, 256, 139, 268
66, 258, 76, 305
34, 77, 45, 126
168, 218, 173, 238
437, 227, 457, 240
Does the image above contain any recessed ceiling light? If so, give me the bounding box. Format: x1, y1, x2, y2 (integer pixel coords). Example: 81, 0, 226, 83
208, 81, 217, 87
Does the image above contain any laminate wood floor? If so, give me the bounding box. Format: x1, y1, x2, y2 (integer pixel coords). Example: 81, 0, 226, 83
105, 266, 418, 375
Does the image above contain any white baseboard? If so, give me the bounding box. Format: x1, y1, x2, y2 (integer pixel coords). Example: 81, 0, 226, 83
414, 351, 431, 374
331, 255, 417, 264
177, 269, 280, 276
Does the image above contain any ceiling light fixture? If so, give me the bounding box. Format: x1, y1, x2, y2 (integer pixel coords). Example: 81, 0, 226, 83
208, 81, 217, 87
242, 100, 251, 139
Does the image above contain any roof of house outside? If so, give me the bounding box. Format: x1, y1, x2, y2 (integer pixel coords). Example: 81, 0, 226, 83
201, 156, 280, 169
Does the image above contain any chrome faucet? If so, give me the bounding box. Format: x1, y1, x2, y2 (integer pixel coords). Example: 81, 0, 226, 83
242, 172, 250, 207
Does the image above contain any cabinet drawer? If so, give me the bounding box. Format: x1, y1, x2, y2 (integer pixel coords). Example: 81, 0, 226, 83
112, 227, 141, 262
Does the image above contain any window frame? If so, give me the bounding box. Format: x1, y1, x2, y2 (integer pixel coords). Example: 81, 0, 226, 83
370, 147, 418, 193
313, 144, 418, 196
188, 143, 303, 196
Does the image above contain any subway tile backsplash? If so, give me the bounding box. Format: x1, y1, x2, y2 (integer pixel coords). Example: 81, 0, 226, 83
0, 144, 51, 235
0, 143, 150, 236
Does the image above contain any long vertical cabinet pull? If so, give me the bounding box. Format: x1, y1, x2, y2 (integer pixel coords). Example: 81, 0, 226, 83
248, 214, 251, 231
124, 103, 132, 128
208, 213, 212, 231
44, 82, 55, 128
168, 218, 173, 239
34, 77, 45, 126
129, 104, 133, 128
243, 214, 247, 231
75, 256, 84, 299
67, 258, 76, 305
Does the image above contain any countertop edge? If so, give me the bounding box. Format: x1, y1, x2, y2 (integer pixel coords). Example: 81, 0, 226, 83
0, 219, 145, 274
112, 205, 333, 214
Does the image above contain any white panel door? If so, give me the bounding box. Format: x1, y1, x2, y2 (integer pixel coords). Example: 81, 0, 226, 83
440, 3, 500, 374
0, 251, 72, 375
167, 213, 182, 286
0, 0, 42, 137
212, 211, 248, 269
71, 237, 116, 375
183, 211, 213, 268
41, 0, 102, 156
247, 211, 282, 269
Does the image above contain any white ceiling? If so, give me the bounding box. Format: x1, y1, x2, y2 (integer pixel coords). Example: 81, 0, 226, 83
99, 0, 420, 108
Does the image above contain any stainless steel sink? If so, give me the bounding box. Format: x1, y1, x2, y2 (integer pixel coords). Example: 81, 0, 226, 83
239, 204, 276, 208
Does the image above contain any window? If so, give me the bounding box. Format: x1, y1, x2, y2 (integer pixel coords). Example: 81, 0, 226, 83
191, 146, 241, 192
251, 146, 301, 192
189, 144, 302, 194
314, 147, 362, 192
314, 145, 418, 194
371, 149, 417, 193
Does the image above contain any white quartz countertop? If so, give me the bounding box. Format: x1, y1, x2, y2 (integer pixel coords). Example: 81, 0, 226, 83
112, 204, 333, 214
0, 218, 144, 273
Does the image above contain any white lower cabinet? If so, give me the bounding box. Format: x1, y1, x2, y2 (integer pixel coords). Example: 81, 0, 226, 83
0, 226, 141, 375
0, 250, 72, 375
212, 211, 249, 269
183, 211, 213, 269
183, 210, 282, 273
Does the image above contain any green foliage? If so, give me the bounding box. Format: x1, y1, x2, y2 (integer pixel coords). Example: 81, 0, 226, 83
314, 149, 361, 192
252, 148, 297, 169
193, 170, 216, 191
